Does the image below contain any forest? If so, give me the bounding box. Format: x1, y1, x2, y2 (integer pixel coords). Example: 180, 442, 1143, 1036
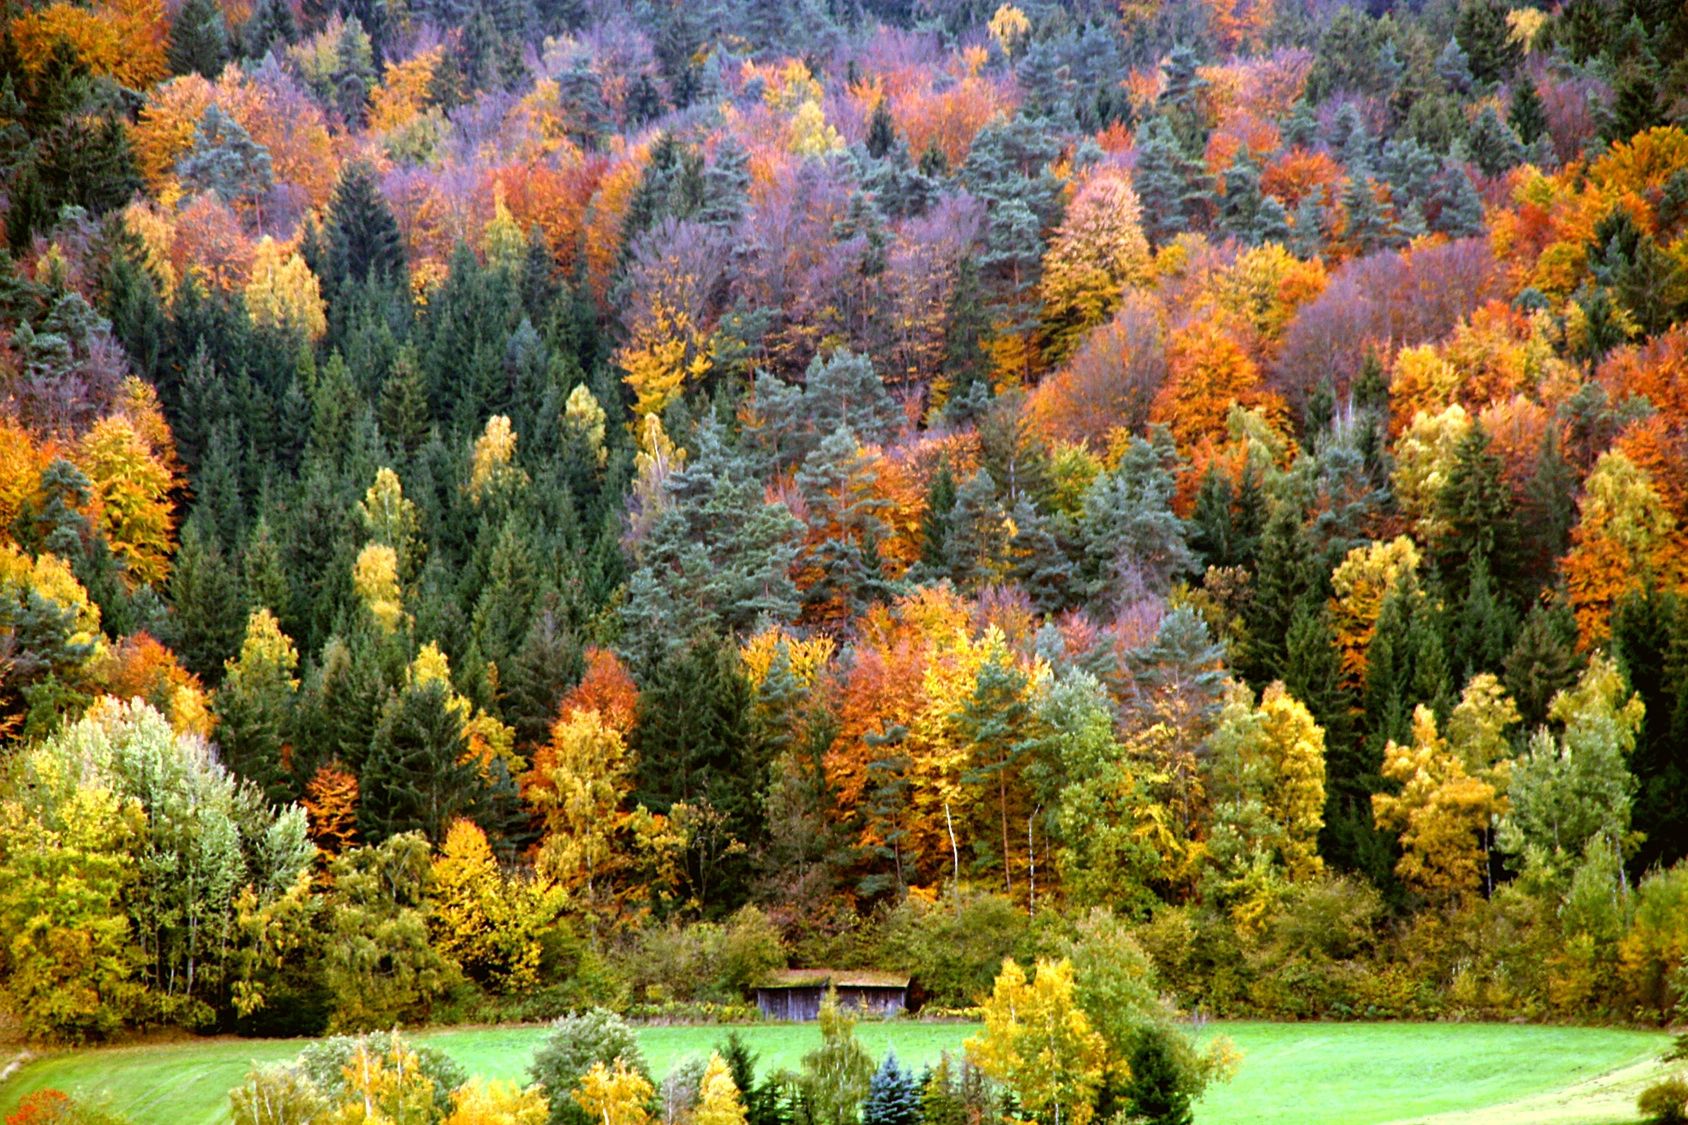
3, 0, 1688, 1115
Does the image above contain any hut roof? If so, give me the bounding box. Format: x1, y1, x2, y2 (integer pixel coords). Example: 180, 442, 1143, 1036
758, 968, 911, 990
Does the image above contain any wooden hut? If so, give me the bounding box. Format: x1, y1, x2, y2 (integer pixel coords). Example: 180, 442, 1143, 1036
754, 969, 910, 1021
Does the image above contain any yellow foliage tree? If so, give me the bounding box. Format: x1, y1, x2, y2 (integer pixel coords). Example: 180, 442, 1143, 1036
988, 3, 1031, 56
1563, 450, 1686, 649
695, 1053, 747, 1125
10, 0, 167, 87
443, 1077, 549, 1125
431, 819, 562, 993
1329, 536, 1422, 691
75, 414, 177, 589
246, 238, 328, 342
353, 543, 406, 635
358, 467, 421, 572
564, 385, 608, 469
573, 1061, 654, 1125
1372, 678, 1518, 903
469, 415, 529, 502
617, 299, 713, 422
1040, 171, 1153, 361
967, 958, 1108, 1125
1390, 404, 1471, 544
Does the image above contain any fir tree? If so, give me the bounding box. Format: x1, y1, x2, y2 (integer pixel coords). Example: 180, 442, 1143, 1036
865, 99, 897, 161
1466, 105, 1525, 178
325, 161, 407, 291
1455, 0, 1522, 84
1428, 162, 1485, 237
1507, 77, 1547, 145
242, 0, 298, 58
168, 0, 230, 78
360, 678, 480, 844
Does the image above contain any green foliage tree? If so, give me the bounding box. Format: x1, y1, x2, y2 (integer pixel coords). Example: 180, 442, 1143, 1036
322, 833, 455, 1030
530, 1008, 650, 1125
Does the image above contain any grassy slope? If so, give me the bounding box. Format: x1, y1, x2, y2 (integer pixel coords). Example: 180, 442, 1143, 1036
0, 1022, 1669, 1125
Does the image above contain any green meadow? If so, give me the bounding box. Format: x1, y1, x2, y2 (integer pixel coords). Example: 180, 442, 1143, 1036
0, 1021, 1671, 1125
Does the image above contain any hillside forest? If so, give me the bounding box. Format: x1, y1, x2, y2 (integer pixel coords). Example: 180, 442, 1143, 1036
5, 0, 1688, 1106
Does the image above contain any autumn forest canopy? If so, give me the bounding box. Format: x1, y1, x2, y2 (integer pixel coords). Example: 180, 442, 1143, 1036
5, 0, 1688, 1113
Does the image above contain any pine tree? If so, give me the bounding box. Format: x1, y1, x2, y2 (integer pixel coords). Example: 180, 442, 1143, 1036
863, 1052, 921, 1125
175, 105, 272, 207
1080, 435, 1194, 605
168, 0, 230, 77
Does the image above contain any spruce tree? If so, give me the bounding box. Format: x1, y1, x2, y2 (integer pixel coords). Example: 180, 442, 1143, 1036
1244, 501, 1315, 683
1502, 602, 1582, 729
863, 1052, 921, 1125
1436, 421, 1521, 598
167, 518, 248, 683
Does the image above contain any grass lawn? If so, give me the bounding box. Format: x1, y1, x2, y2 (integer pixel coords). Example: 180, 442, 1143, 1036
0, 1021, 1671, 1125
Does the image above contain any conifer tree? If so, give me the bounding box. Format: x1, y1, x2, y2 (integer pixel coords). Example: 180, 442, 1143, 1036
1507, 77, 1547, 145
1455, 0, 1522, 84
1466, 105, 1525, 178
863, 1052, 921, 1125
168, 0, 230, 77
360, 678, 480, 844
176, 105, 272, 207
325, 162, 406, 292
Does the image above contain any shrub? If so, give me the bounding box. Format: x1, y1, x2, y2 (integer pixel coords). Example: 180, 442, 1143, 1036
6, 1091, 133, 1124
879, 891, 1032, 1007
295, 1031, 466, 1120
1639, 1075, 1688, 1124
529, 1008, 650, 1125
229, 1064, 325, 1125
